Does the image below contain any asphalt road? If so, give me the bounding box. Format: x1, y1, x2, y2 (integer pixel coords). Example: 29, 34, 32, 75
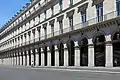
0, 66, 120, 80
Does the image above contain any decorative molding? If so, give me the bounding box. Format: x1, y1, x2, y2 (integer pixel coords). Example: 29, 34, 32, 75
92, 0, 104, 6
42, 23, 47, 29
49, 19, 55, 25
66, 9, 75, 18
57, 15, 64, 22
77, 2, 88, 13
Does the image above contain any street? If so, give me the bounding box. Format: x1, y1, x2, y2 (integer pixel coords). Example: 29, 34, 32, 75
0, 66, 120, 80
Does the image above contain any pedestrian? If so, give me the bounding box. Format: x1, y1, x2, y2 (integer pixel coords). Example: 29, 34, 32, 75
31, 61, 34, 67
114, 59, 118, 67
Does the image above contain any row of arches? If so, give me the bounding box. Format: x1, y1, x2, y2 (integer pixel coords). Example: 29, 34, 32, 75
42, 31, 120, 67
7, 31, 120, 67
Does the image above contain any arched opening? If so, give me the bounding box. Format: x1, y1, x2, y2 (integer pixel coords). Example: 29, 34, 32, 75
18, 53, 20, 65
33, 49, 36, 66
51, 45, 55, 66
38, 48, 41, 66
94, 34, 105, 67
59, 43, 64, 66
28, 50, 31, 66
21, 52, 23, 65
24, 51, 27, 66
79, 38, 88, 66
68, 40, 75, 66
44, 46, 47, 66
113, 32, 120, 67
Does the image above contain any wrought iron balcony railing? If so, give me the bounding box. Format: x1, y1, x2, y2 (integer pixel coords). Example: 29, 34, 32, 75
0, 10, 119, 52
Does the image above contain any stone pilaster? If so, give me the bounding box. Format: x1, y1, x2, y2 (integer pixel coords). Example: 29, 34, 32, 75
41, 48, 44, 66
47, 47, 51, 66
55, 45, 59, 67
64, 44, 68, 67
74, 41, 80, 67
105, 35, 113, 67
88, 39, 94, 67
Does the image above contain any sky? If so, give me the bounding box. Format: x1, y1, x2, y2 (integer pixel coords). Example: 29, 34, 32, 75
0, 0, 30, 28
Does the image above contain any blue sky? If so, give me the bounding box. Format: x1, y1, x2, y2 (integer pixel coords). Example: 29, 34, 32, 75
0, 0, 30, 28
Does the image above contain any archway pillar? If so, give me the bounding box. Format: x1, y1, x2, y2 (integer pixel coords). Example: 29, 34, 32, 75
17, 53, 19, 66
105, 35, 113, 67
47, 47, 51, 66
74, 41, 80, 67
35, 48, 39, 66
12, 53, 15, 66
26, 50, 29, 66
88, 39, 94, 67
41, 48, 45, 66
55, 45, 59, 67
20, 52, 22, 66
23, 52, 26, 66
64, 44, 68, 66
10, 54, 13, 65
31, 49, 34, 65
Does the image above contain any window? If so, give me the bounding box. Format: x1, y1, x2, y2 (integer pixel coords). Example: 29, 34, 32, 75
81, 10, 86, 23
38, 15, 40, 23
96, 3, 103, 22
33, 18, 35, 26
44, 27, 47, 39
44, 11, 47, 20
116, 0, 120, 16
51, 24, 54, 36
70, 0, 73, 6
69, 16, 73, 30
59, 20, 63, 34
59, 0, 62, 11
51, 6, 54, 16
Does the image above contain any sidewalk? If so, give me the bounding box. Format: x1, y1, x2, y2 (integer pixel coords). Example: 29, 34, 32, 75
1, 64, 120, 73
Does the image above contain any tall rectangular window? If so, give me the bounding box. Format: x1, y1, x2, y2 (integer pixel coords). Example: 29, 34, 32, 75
51, 24, 54, 36
81, 10, 86, 23
59, 20, 63, 34
96, 3, 103, 22
69, 16, 73, 30
116, 0, 120, 16
59, 0, 62, 11
44, 11, 46, 20
44, 28, 47, 39
51, 6, 54, 16
70, 0, 73, 6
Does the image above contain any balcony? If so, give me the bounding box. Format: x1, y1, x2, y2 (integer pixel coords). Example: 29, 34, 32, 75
0, 10, 119, 52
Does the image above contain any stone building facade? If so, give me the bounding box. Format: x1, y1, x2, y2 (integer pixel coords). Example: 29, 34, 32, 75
0, 0, 120, 67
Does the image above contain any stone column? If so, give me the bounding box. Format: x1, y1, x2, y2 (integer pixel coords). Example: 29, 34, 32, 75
20, 52, 22, 66
55, 45, 59, 67
17, 53, 19, 65
88, 39, 94, 67
105, 35, 113, 67
31, 49, 34, 65
64, 44, 68, 67
41, 48, 44, 66
23, 52, 26, 66
12, 53, 15, 66
35, 48, 39, 66
26, 50, 29, 66
10, 54, 13, 65
47, 47, 51, 66
74, 41, 80, 67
